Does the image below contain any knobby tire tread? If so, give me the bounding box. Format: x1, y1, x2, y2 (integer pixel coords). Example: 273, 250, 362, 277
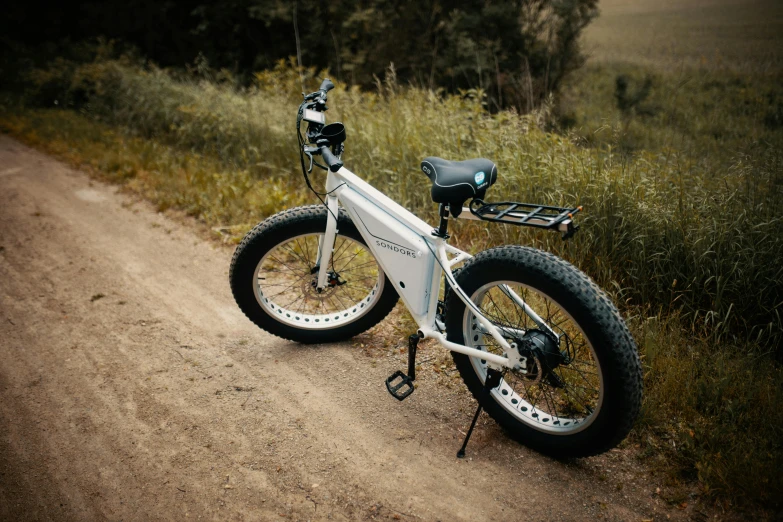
230, 205, 398, 344
445, 245, 642, 458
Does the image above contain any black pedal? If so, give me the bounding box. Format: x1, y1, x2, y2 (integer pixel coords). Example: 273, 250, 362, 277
385, 370, 415, 401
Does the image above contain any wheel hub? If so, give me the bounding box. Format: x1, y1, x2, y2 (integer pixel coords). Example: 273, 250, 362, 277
516, 329, 564, 385
303, 270, 344, 300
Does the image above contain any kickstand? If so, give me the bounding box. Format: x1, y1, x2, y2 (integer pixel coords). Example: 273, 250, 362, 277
457, 368, 503, 459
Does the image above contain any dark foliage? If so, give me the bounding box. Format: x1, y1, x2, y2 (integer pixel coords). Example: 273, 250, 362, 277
614, 74, 653, 117
0, 0, 597, 111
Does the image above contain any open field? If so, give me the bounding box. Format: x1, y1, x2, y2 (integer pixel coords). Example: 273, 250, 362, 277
585, 0, 783, 72
563, 0, 783, 160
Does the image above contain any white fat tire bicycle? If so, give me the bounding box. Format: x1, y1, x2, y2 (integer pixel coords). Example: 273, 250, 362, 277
230, 79, 642, 458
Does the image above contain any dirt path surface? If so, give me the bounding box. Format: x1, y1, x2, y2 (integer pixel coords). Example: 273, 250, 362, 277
0, 135, 695, 521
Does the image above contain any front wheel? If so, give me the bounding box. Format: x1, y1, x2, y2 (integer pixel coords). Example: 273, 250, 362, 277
445, 246, 642, 458
230, 205, 398, 343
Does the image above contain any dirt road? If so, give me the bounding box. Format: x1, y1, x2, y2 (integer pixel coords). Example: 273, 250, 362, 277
0, 135, 688, 521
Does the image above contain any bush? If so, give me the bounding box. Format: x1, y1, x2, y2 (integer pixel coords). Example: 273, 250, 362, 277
191, 0, 598, 112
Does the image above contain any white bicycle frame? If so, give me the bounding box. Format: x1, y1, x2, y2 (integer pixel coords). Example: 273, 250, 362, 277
315, 165, 556, 371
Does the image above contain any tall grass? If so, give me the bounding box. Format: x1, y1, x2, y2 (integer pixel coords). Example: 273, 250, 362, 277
2, 55, 782, 509
19, 56, 782, 349
560, 63, 783, 166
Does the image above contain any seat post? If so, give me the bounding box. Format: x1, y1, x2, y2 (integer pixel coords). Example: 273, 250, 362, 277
433, 203, 450, 238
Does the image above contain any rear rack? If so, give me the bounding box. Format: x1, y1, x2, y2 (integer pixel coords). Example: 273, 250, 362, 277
460, 199, 582, 240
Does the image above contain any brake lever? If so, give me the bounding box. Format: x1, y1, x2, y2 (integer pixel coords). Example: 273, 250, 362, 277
304, 150, 314, 173
303, 145, 323, 173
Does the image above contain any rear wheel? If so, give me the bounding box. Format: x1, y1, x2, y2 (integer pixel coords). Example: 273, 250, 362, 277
230, 205, 398, 343
445, 246, 642, 457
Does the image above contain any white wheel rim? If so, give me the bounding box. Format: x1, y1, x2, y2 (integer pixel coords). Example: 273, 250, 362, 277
254, 233, 385, 330
463, 281, 604, 435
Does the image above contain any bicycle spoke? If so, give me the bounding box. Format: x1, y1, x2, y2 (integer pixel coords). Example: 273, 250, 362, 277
463, 279, 604, 430
300, 237, 314, 267
331, 237, 354, 266
267, 253, 308, 276
263, 273, 309, 299
284, 240, 311, 270
281, 293, 306, 310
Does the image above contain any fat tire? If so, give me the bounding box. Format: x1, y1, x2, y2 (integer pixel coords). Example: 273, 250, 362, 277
445, 245, 642, 458
230, 205, 398, 343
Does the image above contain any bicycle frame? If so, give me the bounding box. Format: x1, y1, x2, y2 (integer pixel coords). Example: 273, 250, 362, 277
317, 165, 545, 371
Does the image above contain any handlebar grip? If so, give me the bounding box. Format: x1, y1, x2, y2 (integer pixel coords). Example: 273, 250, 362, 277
318, 78, 335, 94
320, 146, 343, 172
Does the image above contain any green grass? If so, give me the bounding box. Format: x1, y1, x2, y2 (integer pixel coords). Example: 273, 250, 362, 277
0, 108, 308, 227
560, 63, 783, 165
1, 54, 782, 510
18, 58, 780, 347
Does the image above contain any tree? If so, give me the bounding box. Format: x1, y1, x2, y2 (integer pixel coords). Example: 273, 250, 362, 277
1, 0, 598, 112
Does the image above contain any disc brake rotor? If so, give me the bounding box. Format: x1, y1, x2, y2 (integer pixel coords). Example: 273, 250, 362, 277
302, 270, 345, 301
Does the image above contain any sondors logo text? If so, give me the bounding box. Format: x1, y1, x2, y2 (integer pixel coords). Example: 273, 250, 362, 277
376, 240, 417, 259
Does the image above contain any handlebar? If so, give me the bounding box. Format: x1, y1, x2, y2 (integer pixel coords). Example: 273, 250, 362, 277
318, 78, 335, 95
319, 145, 343, 172
305, 78, 335, 102
299, 79, 343, 174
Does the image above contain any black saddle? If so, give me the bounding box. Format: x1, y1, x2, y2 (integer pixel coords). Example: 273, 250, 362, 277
420, 157, 498, 216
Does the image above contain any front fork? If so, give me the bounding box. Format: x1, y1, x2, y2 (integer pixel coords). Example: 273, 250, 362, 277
315, 195, 339, 290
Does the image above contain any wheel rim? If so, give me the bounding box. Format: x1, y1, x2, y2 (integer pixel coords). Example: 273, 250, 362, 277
463, 281, 604, 434
254, 233, 385, 330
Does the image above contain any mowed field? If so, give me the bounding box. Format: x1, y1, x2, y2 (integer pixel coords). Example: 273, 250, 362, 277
585, 0, 783, 71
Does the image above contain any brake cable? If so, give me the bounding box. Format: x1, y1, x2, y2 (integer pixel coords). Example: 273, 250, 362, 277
296, 98, 343, 221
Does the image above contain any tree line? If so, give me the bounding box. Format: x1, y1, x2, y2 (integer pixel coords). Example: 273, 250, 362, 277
1, 0, 598, 111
